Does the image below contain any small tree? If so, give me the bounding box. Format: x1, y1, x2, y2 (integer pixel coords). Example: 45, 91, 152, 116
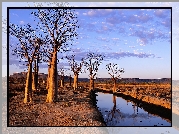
106, 63, 124, 93
66, 55, 84, 90
58, 65, 68, 88
84, 53, 104, 90
9, 23, 43, 103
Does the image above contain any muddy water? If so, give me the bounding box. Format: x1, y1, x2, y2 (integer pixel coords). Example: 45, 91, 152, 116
96, 92, 171, 126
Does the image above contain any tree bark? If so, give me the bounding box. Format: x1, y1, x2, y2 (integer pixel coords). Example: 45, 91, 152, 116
89, 76, 94, 90
32, 59, 38, 91
73, 73, 78, 90
77, 74, 78, 89
46, 66, 50, 90
60, 75, 64, 87
113, 78, 116, 93
35, 58, 39, 90
32, 72, 36, 91
24, 62, 33, 103
46, 51, 57, 103
54, 52, 58, 101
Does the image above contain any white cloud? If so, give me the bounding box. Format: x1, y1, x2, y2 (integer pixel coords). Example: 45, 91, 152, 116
12, 13, 19, 17
19, 20, 25, 24
129, 46, 135, 48
76, 11, 79, 15
87, 10, 96, 16
112, 38, 119, 41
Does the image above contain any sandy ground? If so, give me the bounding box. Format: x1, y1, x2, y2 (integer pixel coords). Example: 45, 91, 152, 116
8, 87, 106, 126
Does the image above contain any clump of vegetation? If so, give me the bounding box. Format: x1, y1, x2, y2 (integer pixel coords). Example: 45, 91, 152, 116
66, 55, 84, 90
83, 53, 105, 90
106, 63, 124, 93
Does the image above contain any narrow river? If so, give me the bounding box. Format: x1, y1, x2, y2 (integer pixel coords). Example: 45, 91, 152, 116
96, 92, 171, 126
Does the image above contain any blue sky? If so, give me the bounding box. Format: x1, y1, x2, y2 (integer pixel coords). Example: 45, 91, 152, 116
8, 8, 171, 79
2, 2, 179, 134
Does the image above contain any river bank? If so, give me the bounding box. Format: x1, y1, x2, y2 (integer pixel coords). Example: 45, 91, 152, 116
95, 84, 171, 122
8, 86, 106, 126
95, 92, 171, 126
95, 84, 171, 109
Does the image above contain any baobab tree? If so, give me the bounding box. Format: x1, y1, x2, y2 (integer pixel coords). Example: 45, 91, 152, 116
66, 55, 84, 90
32, 9, 79, 102
32, 53, 41, 91
84, 53, 105, 90
106, 63, 124, 93
9, 23, 43, 103
58, 65, 69, 88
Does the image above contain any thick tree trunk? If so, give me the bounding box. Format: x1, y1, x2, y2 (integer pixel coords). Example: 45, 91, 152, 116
35, 59, 38, 90
46, 51, 57, 103
32, 72, 36, 91
60, 75, 64, 87
77, 74, 78, 89
73, 74, 78, 90
24, 62, 33, 103
46, 66, 50, 90
113, 78, 116, 93
32, 60, 38, 91
89, 76, 94, 90
54, 52, 58, 101
35, 72, 38, 90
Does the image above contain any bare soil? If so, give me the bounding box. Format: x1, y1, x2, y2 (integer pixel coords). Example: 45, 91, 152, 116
8, 85, 106, 126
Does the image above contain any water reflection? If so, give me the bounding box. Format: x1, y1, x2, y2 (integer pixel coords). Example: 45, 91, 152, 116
105, 95, 124, 126
96, 92, 171, 126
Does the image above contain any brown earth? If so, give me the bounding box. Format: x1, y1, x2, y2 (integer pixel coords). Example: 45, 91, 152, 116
8, 84, 106, 126
8, 80, 171, 126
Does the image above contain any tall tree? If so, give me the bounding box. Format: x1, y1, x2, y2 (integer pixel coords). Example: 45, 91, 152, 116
84, 53, 104, 90
9, 23, 43, 103
106, 63, 124, 93
32, 53, 41, 91
66, 55, 84, 90
32, 9, 79, 102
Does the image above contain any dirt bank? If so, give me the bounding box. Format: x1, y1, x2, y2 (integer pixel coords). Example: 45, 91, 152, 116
8, 86, 106, 126
96, 84, 171, 110
95, 88, 172, 122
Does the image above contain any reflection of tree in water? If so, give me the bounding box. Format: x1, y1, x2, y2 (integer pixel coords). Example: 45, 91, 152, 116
131, 101, 138, 126
104, 95, 124, 126
127, 99, 170, 123
103, 95, 150, 126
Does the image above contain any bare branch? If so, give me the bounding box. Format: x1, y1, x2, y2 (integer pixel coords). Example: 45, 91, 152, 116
106, 63, 124, 80
84, 52, 105, 79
